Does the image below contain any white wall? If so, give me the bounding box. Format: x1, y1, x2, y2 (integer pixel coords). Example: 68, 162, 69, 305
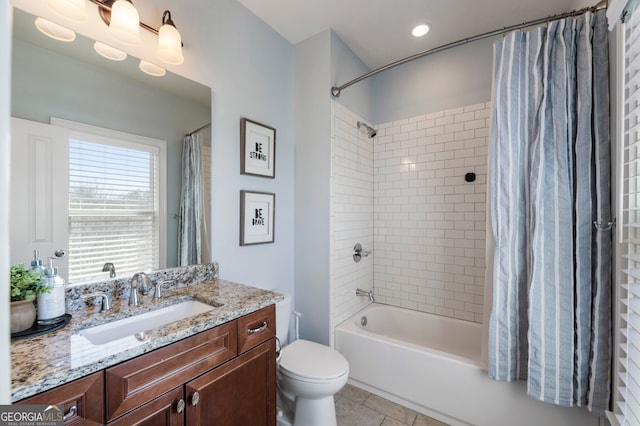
330, 101, 374, 343
200, 0, 295, 294
330, 31, 373, 123
374, 102, 490, 322
294, 31, 332, 344
1, 0, 11, 404
371, 37, 495, 124
293, 29, 375, 345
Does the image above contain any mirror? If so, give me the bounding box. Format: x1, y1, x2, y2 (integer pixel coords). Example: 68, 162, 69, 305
10, 8, 212, 283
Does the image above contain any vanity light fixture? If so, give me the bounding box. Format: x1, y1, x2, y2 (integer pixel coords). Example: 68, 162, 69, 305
46, 0, 87, 21
39, 0, 185, 74
108, 0, 141, 44
156, 11, 184, 65
139, 60, 166, 77
94, 41, 127, 61
91, 0, 185, 64
412, 24, 431, 38
34, 17, 76, 42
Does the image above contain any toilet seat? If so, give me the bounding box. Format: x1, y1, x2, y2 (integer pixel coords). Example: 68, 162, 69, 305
279, 339, 349, 383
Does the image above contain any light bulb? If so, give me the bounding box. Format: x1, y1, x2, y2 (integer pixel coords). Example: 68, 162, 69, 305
46, 0, 87, 21
109, 0, 141, 45
157, 22, 184, 65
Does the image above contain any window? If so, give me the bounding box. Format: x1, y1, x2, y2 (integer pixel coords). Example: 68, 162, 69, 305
615, 1, 640, 424
52, 118, 166, 282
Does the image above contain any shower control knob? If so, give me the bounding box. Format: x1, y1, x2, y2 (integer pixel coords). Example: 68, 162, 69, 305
353, 243, 372, 263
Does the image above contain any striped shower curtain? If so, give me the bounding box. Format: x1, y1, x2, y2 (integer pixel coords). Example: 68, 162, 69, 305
487, 10, 612, 415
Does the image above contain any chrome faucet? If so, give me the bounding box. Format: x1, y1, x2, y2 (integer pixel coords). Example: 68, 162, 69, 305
355, 288, 375, 303
82, 292, 112, 312
102, 262, 116, 278
129, 272, 151, 306
153, 279, 174, 299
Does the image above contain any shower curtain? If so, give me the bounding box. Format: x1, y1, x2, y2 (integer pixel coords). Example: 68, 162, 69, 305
487, 10, 611, 415
178, 131, 209, 266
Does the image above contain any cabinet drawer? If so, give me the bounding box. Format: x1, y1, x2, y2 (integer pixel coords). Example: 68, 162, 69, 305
106, 321, 237, 422
18, 371, 104, 426
237, 305, 276, 354
107, 387, 184, 426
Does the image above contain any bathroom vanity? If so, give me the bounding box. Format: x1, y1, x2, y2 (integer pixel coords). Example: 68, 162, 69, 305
11, 273, 281, 426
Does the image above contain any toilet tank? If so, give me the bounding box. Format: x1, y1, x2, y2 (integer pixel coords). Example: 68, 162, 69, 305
275, 291, 291, 344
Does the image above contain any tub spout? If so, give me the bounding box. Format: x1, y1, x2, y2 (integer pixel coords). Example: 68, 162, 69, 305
356, 288, 375, 303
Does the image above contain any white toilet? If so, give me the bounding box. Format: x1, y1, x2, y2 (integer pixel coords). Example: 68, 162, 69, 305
275, 292, 349, 426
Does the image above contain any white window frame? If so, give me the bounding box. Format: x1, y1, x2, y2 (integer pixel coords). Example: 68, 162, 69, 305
51, 117, 167, 280
611, 2, 640, 424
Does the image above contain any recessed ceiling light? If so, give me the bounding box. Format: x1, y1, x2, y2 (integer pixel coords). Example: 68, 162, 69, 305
412, 24, 431, 38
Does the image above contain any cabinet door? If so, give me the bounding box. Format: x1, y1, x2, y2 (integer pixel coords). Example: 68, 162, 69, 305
18, 371, 104, 426
107, 387, 184, 426
186, 339, 276, 426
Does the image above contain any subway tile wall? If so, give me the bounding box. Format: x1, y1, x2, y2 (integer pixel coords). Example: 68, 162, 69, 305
330, 101, 374, 342
373, 102, 490, 322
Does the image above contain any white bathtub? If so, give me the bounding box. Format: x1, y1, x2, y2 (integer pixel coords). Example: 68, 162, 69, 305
335, 304, 599, 426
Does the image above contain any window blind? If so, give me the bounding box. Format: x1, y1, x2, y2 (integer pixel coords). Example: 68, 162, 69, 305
617, 2, 640, 424
68, 139, 160, 282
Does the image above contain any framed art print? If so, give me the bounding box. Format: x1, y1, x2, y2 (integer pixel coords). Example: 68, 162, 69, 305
240, 118, 276, 178
240, 190, 275, 245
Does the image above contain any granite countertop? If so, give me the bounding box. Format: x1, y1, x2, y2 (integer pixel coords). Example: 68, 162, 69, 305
11, 277, 283, 402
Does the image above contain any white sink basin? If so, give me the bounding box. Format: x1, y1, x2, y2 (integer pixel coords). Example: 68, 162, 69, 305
79, 300, 216, 345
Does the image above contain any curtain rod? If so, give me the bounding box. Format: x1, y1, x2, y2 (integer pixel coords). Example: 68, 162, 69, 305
330, 0, 608, 98
186, 123, 211, 136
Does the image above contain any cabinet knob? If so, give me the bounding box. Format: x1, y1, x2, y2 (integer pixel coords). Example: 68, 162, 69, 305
176, 399, 186, 414
191, 391, 200, 406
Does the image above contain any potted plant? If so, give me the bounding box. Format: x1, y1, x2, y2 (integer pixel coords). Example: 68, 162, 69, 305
10, 263, 48, 333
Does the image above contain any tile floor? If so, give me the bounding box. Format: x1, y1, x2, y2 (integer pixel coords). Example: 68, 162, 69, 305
335, 384, 450, 426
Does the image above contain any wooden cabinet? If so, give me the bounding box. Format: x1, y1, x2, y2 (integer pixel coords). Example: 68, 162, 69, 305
18, 371, 104, 425
186, 340, 276, 426
107, 387, 184, 426
17, 305, 276, 426
105, 321, 237, 422
107, 305, 275, 425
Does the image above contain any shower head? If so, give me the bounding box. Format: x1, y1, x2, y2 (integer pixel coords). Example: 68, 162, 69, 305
357, 121, 377, 138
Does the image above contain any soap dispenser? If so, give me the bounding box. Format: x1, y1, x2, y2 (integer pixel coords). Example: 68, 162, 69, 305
36, 256, 66, 324
30, 249, 45, 275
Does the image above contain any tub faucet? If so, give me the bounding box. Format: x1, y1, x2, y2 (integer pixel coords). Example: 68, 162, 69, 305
129, 272, 151, 306
356, 288, 375, 303
102, 262, 116, 278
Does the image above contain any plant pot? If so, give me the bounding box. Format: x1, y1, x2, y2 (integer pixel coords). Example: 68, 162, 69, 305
10, 299, 36, 333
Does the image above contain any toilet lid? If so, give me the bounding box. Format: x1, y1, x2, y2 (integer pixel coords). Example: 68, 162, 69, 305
279, 339, 349, 381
